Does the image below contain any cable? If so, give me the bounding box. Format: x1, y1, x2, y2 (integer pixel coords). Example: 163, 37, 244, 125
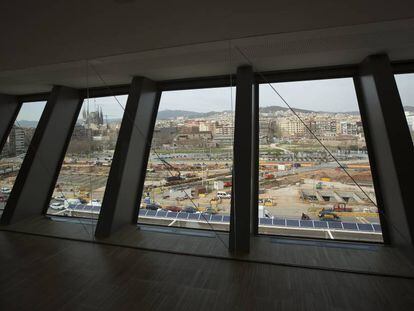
1, 112, 95, 239
88, 63, 230, 249
232, 44, 414, 246
234, 46, 378, 208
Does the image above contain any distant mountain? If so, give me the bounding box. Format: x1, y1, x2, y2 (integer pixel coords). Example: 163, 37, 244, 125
157, 110, 230, 120
15, 120, 38, 128
259, 106, 314, 114
404, 106, 414, 112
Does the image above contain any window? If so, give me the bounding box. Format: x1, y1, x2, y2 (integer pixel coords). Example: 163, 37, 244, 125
46, 96, 126, 218
138, 87, 234, 231
0, 101, 46, 214
395, 73, 414, 143
258, 78, 382, 242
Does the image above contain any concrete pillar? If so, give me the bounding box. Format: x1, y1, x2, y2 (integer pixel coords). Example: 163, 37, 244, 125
95, 77, 160, 238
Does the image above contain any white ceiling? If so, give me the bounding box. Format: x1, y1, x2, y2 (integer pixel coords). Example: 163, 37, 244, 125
1, 0, 414, 95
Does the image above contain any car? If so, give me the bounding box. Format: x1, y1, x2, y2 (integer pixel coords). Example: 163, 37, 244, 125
182, 206, 198, 213
1, 187, 11, 194
217, 191, 231, 199
49, 202, 65, 210
146, 203, 161, 210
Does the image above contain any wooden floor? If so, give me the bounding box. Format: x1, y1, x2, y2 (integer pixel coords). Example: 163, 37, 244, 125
3, 216, 414, 278
1, 230, 414, 311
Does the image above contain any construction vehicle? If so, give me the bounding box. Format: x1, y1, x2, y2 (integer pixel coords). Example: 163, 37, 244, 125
333, 202, 353, 212
210, 197, 221, 205
204, 206, 218, 214
263, 198, 274, 207
318, 210, 340, 221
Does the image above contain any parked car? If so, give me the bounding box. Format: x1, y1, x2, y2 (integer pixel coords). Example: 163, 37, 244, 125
1, 187, 11, 194
49, 202, 65, 210
182, 206, 198, 213
146, 203, 161, 210
217, 191, 231, 199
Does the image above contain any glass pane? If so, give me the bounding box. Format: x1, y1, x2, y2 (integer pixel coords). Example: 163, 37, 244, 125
258, 78, 382, 242
46, 96, 126, 218
395, 73, 414, 143
139, 87, 235, 231
0, 101, 46, 214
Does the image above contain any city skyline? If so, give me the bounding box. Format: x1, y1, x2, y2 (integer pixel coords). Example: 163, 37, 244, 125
12, 74, 414, 120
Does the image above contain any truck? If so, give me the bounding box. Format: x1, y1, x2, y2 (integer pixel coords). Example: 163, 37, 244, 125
223, 181, 232, 187
333, 202, 353, 212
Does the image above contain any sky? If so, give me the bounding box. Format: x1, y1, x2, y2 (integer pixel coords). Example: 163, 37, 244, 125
15, 74, 414, 120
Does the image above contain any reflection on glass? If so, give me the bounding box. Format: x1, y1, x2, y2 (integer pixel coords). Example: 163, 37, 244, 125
0, 102, 46, 213
395, 73, 414, 143
258, 79, 382, 242
46, 96, 126, 218
139, 87, 234, 231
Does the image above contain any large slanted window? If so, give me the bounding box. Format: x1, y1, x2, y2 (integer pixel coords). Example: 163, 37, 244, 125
257, 78, 382, 242
46, 96, 126, 218
138, 87, 234, 231
0, 101, 46, 214
395, 73, 414, 143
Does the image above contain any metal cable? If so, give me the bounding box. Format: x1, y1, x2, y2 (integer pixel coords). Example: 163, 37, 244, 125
232, 44, 414, 246
88, 63, 230, 249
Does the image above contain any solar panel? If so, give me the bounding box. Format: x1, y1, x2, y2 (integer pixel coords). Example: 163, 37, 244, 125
200, 213, 212, 222
328, 222, 343, 229
273, 219, 286, 226
137, 210, 382, 236
188, 213, 200, 220
372, 224, 382, 232
357, 223, 374, 232
146, 210, 157, 217
286, 219, 300, 227
259, 218, 272, 225
156, 210, 167, 217
299, 220, 313, 228
177, 212, 189, 219
166, 211, 178, 218
211, 215, 223, 222
342, 222, 358, 230
314, 221, 328, 228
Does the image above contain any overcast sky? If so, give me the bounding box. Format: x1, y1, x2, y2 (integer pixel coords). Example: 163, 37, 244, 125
16, 74, 414, 121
